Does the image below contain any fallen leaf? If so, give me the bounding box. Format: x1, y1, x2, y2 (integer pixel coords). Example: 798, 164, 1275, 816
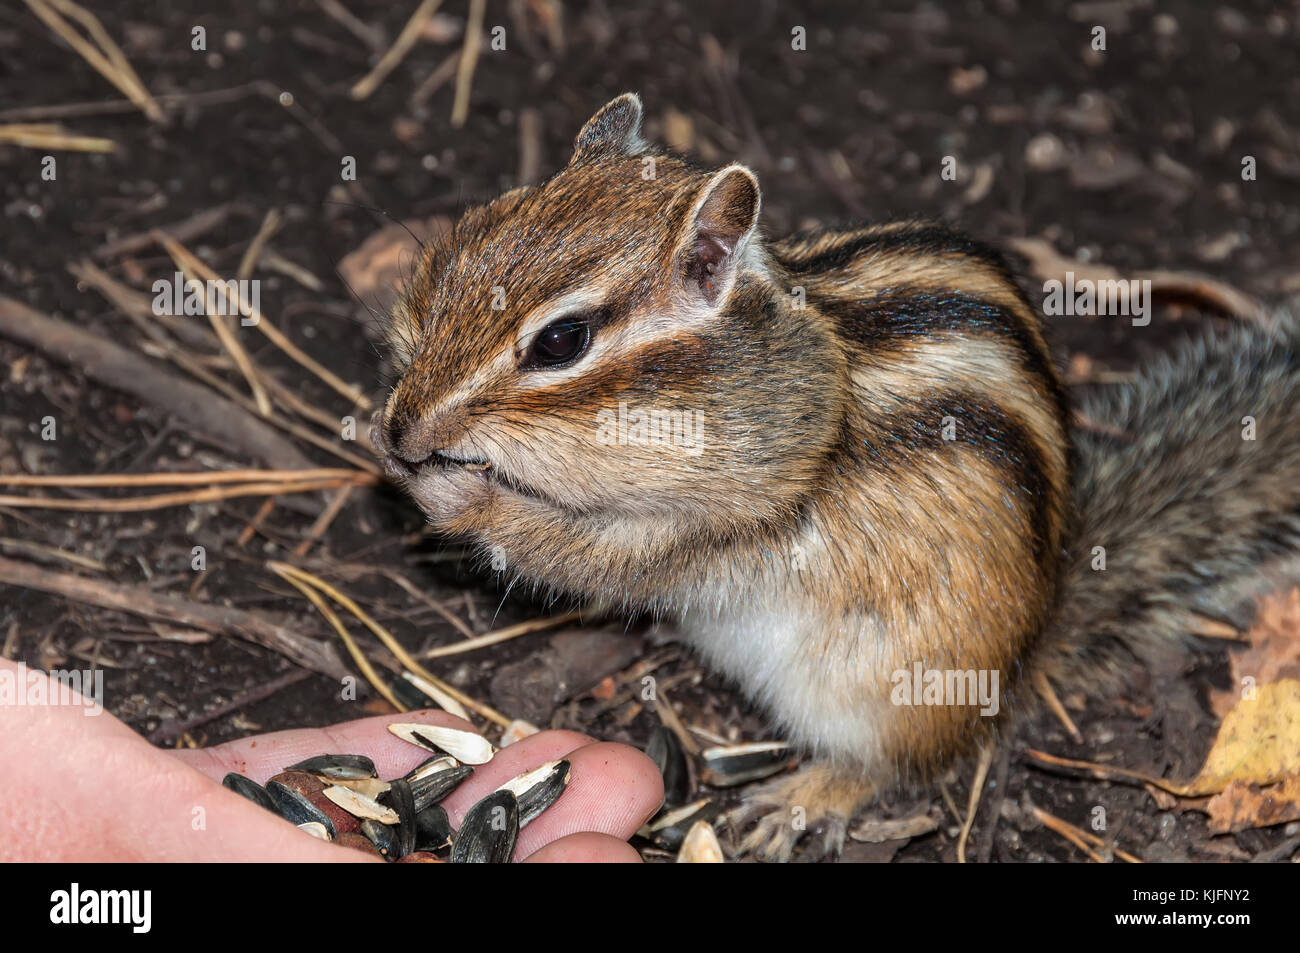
1026, 678, 1300, 797
1205, 776, 1300, 833
337, 216, 452, 319
1179, 679, 1300, 795
1211, 588, 1300, 717
850, 811, 940, 844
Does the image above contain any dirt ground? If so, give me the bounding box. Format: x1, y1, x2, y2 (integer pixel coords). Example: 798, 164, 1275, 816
1, 0, 1299, 862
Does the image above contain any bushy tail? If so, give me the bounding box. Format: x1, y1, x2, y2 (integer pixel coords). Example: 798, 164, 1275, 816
1043, 306, 1300, 689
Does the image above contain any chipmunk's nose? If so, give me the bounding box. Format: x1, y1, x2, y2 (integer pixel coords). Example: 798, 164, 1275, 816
379, 420, 424, 476
376, 410, 467, 477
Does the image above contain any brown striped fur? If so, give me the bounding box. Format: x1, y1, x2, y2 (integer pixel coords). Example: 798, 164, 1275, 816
376, 95, 1300, 860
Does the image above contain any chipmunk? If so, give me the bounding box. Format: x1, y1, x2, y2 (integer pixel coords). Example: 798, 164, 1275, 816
373, 94, 1300, 861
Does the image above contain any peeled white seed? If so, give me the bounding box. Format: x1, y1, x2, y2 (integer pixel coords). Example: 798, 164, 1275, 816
499, 719, 540, 747
676, 820, 724, 863
322, 784, 399, 824
325, 777, 391, 799
496, 760, 563, 799
406, 755, 460, 782
298, 821, 332, 841
387, 723, 496, 765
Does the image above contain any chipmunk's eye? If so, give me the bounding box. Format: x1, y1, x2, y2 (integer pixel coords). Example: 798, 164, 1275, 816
525, 316, 590, 369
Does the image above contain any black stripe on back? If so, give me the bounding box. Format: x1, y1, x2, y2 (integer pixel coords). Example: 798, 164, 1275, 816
849, 391, 1057, 566
817, 291, 1070, 431
780, 223, 1014, 280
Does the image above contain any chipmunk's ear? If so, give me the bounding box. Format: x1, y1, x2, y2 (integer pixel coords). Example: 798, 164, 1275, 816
680, 164, 761, 305
570, 93, 645, 164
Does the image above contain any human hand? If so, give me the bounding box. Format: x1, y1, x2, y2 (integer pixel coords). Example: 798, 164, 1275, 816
0, 658, 663, 862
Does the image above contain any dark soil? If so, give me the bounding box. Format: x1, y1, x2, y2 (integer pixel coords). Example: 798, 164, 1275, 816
1, 0, 1298, 862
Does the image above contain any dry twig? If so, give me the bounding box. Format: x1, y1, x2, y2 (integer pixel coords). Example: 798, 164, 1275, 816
450, 0, 485, 127
0, 555, 347, 677
956, 741, 995, 863
0, 122, 114, 151
0, 296, 314, 469
268, 562, 511, 726
419, 610, 581, 659
23, 0, 164, 121
351, 0, 444, 100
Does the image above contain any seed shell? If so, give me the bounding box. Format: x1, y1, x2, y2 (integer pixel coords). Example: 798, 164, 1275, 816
298, 821, 332, 841
387, 723, 496, 765
415, 804, 453, 852
497, 759, 570, 828
676, 820, 725, 863
410, 763, 474, 813
268, 770, 360, 835
646, 726, 690, 806
222, 773, 279, 814
284, 753, 377, 780
643, 798, 720, 851
360, 817, 398, 858
267, 780, 338, 838
385, 778, 418, 858
451, 790, 519, 863
400, 671, 472, 721
699, 741, 794, 787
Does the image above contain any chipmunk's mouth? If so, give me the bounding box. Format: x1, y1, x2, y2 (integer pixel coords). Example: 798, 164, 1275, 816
373, 422, 564, 510
411, 452, 564, 508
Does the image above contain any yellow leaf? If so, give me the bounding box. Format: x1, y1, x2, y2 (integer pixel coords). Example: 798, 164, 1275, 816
1174, 679, 1300, 796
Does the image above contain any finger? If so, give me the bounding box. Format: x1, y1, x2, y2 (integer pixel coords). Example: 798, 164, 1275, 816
174, 714, 663, 859
503, 742, 664, 859
522, 832, 643, 863
171, 709, 555, 783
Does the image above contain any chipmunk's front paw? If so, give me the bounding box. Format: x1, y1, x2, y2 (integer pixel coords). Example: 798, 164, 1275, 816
732, 762, 872, 862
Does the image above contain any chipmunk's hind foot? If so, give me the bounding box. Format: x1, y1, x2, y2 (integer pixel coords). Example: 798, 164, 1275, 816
733, 761, 874, 862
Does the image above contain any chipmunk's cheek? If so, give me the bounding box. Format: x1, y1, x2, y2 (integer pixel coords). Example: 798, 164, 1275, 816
408, 467, 494, 529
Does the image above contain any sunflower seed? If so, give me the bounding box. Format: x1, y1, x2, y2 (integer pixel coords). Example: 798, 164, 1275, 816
415, 804, 453, 852
222, 773, 279, 814
497, 759, 570, 828
646, 726, 690, 806
360, 817, 398, 858
267, 780, 337, 837
409, 763, 474, 813
451, 790, 518, 863
298, 821, 332, 841
390, 675, 434, 711
269, 771, 360, 835
699, 741, 794, 787
404, 754, 461, 781
384, 778, 417, 858
322, 776, 391, 800
499, 718, 540, 747
388, 723, 496, 765
284, 754, 377, 780
643, 798, 719, 851
322, 784, 399, 824
676, 820, 724, 863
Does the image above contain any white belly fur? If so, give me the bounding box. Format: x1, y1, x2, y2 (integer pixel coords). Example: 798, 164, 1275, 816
676, 598, 892, 768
